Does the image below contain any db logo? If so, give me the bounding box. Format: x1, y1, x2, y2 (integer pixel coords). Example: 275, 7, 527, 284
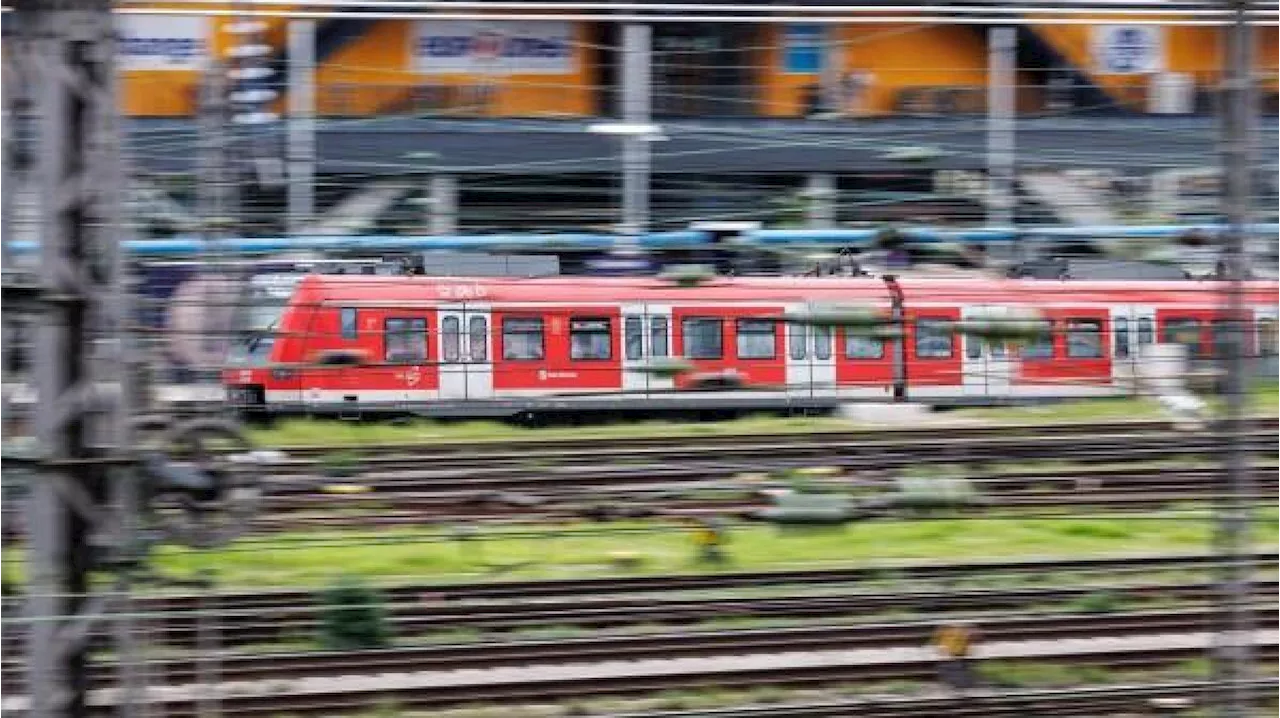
537, 369, 548, 381
406, 368, 421, 386
239, 370, 251, 382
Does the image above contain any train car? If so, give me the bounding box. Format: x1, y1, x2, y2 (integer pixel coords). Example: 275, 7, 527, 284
222, 274, 1279, 417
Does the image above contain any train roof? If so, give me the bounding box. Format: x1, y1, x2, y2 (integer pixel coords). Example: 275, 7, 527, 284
293, 274, 1280, 308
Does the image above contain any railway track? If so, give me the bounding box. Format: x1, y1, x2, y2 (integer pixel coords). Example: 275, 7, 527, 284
3, 611, 1275, 716
243, 428, 1277, 529
59, 549, 1280, 612
10, 603, 1280, 692
260, 429, 1278, 478
250, 464, 1279, 530
263, 417, 1280, 461
597, 680, 1279, 717
4, 552, 1275, 656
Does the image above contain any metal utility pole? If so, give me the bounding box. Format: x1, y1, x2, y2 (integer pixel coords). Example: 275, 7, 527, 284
199, 65, 237, 238
430, 175, 459, 235
986, 26, 1016, 233
287, 19, 317, 235
804, 174, 837, 228
620, 23, 652, 237
2, 32, 27, 432
13, 1, 136, 716
1212, 2, 1255, 716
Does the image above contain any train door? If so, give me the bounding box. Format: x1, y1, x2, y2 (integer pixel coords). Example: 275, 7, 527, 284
961, 306, 989, 396
785, 305, 811, 398
438, 304, 493, 400
811, 324, 837, 395
1113, 306, 1150, 392
621, 303, 674, 395
793, 305, 838, 397
961, 306, 1014, 398
1256, 305, 1278, 377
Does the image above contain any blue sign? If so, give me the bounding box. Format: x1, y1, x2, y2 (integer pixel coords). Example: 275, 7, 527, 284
783, 25, 825, 74
414, 21, 574, 74
1093, 26, 1163, 75
116, 17, 208, 70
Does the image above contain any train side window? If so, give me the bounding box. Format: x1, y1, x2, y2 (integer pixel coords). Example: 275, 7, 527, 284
914, 319, 953, 359
813, 325, 832, 360
570, 317, 612, 360
814, 323, 834, 358
844, 332, 883, 359
1163, 318, 1201, 357
1114, 317, 1130, 359
502, 317, 545, 360
1260, 318, 1278, 357
789, 324, 807, 361
442, 316, 461, 363
965, 334, 981, 360
1137, 317, 1154, 346
650, 316, 669, 358
682, 317, 723, 359
385, 318, 428, 363
625, 317, 643, 360
469, 316, 488, 362
1065, 319, 1103, 358
341, 308, 358, 340
1211, 319, 1239, 359
736, 319, 776, 360
1020, 321, 1054, 360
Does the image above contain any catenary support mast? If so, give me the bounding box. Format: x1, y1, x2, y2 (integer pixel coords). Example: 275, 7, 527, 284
14, 0, 136, 715
1212, 2, 1255, 716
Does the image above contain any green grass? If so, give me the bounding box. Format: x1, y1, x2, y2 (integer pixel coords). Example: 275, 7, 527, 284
249, 414, 860, 447
117, 507, 1280, 590
246, 383, 1278, 447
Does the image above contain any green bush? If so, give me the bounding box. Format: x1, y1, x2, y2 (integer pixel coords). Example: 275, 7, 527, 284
890, 468, 981, 514
317, 575, 390, 650
1070, 590, 1120, 614
319, 451, 361, 479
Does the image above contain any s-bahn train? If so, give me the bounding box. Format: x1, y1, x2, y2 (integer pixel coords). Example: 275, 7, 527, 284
222, 273, 1279, 417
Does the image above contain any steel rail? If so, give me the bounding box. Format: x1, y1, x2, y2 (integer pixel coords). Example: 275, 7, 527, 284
3, 612, 1275, 716
251, 434, 1279, 486
97, 6, 1280, 26
5, 554, 1276, 652
600, 679, 1280, 717
2, 579, 1269, 666
259, 464, 1278, 500
3, 605, 1274, 690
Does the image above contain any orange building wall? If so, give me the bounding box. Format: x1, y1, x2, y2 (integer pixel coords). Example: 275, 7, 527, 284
1029, 24, 1280, 103
316, 20, 598, 118
758, 24, 992, 117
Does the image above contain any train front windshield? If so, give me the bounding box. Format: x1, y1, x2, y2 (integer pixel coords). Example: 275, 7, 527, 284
226, 277, 298, 367
227, 302, 282, 366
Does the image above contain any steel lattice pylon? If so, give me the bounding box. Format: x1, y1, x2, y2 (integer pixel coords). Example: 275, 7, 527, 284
10, 1, 140, 716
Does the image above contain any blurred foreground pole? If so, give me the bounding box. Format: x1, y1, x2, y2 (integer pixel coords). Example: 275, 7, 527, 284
986, 26, 1016, 235
1212, 2, 1253, 717
620, 23, 652, 238
1, 27, 21, 430
16, 1, 137, 716
287, 19, 316, 235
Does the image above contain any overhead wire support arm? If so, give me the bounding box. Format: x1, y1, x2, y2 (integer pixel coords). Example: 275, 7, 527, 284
32, 1, 1273, 23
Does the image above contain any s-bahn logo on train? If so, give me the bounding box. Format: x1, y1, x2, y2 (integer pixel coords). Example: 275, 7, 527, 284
117, 17, 209, 71
414, 20, 574, 74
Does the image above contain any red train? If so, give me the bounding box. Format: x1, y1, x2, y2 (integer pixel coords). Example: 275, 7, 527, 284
222, 273, 1279, 416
